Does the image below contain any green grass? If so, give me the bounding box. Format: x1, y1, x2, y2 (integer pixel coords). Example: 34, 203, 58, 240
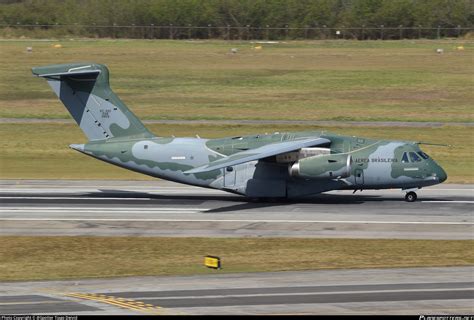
0, 39, 473, 122
0, 123, 472, 183
1, 236, 472, 281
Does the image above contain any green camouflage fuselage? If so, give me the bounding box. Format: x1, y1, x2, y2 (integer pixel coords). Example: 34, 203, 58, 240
72, 131, 446, 198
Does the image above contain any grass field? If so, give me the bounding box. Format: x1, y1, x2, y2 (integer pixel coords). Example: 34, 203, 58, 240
0, 123, 472, 182
0, 39, 473, 122
1, 236, 472, 281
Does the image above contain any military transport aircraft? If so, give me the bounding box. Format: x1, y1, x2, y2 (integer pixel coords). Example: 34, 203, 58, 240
32, 63, 447, 202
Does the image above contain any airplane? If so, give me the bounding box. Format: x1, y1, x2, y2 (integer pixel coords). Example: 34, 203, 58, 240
32, 63, 447, 202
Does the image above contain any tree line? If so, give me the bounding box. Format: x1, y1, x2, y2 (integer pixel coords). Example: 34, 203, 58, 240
1, 0, 473, 39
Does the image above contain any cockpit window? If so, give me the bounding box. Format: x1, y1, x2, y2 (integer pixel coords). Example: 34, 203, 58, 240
409, 152, 422, 162
417, 151, 429, 160
401, 152, 409, 163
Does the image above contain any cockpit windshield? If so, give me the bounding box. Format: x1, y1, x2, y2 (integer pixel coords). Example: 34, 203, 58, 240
401, 152, 409, 163
409, 152, 422, 162
417, 151, 430, 160
401, 151, 430, 163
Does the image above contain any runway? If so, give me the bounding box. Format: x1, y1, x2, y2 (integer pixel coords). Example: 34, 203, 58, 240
1, 266, 472, 314
1, 180, 473, 239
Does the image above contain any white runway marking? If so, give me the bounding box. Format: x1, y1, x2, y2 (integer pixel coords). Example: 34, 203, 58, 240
0, 197, 155, 200
0, 218, 472, 225
0, 207, 207, 212
0, 194, 215, 199
136, 287, 474, 300
0, 188, 219, 192
421, 201, 474, 204
1, 186, 472, 192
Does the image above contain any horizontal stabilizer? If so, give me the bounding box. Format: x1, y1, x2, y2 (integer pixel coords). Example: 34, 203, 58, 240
34, 70, 100, 78
185, 137, 330, 174
32, 64, 101, 78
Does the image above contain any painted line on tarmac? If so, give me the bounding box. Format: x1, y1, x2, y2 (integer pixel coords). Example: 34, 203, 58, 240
2, 197, 472, 203
134, 287, 474, 300
0, 186, 204, 189
420, 189, 474, 191
1, 188, 472, 192
0, 185, 207, 192
0, 300, 70, 306
1, 188, 473, 193
421, 201, 474, 204
0, 218, 471, 225
65, 292, 162, 314
0, 207, 208, 212
0, 189, 220, 194
0, 195, 212, 200
1, 197, 473, 203
0, 197, 154, 201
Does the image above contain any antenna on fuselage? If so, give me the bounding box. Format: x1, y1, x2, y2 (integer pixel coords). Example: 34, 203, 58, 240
415, 142, 452, 147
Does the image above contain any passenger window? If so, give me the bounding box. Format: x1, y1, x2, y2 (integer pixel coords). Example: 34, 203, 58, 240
417, 151, 429, 160
409, 152, 422, 162
401, 152, 409, 163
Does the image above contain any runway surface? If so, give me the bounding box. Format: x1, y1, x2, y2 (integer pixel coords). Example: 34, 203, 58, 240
1, 266, 472, 315
1, 180, 473, 239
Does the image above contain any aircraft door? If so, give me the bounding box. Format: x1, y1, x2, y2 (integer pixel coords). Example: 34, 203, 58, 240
355, 169, 364, 186
224, 166, 236, 187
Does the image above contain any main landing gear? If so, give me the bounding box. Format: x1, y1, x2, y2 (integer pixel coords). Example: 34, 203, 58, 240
405, 191, 418, 202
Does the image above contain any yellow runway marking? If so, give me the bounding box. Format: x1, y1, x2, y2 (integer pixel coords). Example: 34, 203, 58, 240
64, 292, 162, 314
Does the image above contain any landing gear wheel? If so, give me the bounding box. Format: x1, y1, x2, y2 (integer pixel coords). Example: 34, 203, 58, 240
405, 191, 417, 202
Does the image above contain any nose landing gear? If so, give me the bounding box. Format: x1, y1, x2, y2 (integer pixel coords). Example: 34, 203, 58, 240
405, 191, 418, 202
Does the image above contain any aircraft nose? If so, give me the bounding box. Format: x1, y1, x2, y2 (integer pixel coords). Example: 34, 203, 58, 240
433, 163, 447, 183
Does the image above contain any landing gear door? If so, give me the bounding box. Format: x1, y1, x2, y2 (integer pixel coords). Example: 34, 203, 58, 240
224, 166, 236, 187
355, 169, 364, 186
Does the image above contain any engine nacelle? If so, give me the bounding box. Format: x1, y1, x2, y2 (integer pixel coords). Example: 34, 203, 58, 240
289, 153, 352, 179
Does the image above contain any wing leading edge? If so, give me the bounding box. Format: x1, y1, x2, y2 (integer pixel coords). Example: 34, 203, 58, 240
185, 137, 330, 174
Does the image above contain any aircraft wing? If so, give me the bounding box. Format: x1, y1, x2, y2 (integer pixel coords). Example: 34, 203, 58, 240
185, 137, 330, 174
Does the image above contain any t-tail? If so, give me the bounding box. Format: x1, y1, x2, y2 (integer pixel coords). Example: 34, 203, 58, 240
32, 63, 154, 141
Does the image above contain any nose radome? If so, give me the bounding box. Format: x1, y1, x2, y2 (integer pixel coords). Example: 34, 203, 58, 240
435, 164, 448, 183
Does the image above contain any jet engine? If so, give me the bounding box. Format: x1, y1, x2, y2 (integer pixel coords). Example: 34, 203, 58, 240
289, 153, 352, 179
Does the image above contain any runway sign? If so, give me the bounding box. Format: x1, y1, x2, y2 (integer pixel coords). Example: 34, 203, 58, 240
204, 255, 221, 269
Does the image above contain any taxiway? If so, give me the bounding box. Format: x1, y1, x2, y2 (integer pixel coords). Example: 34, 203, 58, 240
0, 266, 472, 315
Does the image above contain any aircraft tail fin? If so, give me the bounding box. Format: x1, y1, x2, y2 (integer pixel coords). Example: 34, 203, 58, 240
32, 63, 154, 141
